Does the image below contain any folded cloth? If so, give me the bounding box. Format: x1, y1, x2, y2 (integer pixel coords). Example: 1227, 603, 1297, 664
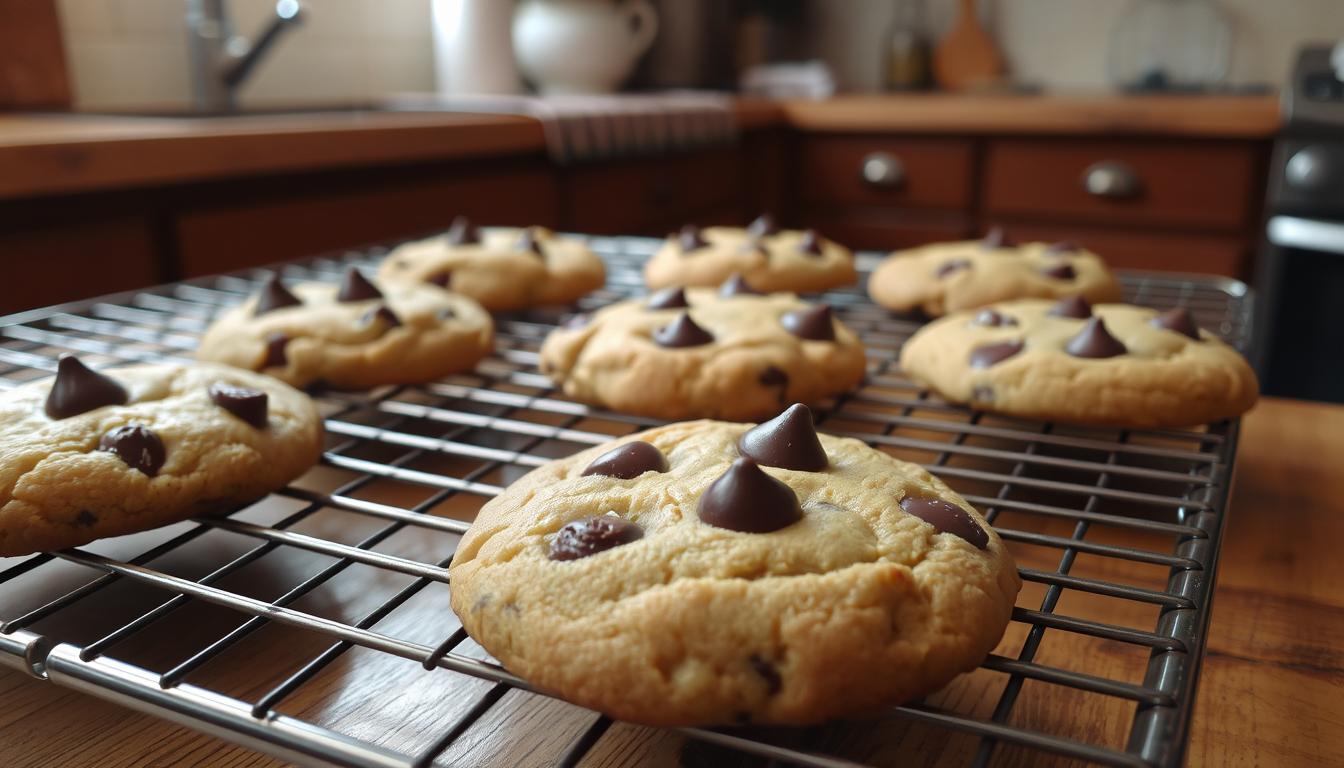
385, 91, 738, 165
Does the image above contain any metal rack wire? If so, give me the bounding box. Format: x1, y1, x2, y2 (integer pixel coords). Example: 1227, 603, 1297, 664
0, 236, 1251, 767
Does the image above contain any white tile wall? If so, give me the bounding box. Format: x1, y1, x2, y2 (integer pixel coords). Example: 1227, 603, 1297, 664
55, 0, 1344, 107
56, 0, 434, 108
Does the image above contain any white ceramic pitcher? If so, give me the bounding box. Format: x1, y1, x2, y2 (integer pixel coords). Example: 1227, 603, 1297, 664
512, 0, 659, 95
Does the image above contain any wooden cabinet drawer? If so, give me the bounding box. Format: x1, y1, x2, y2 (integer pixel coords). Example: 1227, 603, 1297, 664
798, 136, 974, 209
0, 217, 157, 313
999, 223, 1249, 277
565, 146, 745, 235
177, 166, 557, 277
983, 139, 1259, 230
799, 208, 971, 252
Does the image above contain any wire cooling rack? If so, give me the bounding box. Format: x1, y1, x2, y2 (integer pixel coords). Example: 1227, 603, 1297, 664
0, 235, 1251, 768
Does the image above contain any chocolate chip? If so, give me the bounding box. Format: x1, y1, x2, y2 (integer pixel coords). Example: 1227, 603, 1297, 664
336, 267, 383, 302
563, 312, 591, 330
438, 307, 456, 322
446, 215, 481, 246
253, 275, 302, 315
581, 441, 669, 479
900, 496, 988, 549
719, 273, 763, 297
747, 214, 778, 238
738, 403, 827, 471
1150, 307, 1201, 340
972, 309, 1018, 327
362, 304, 402, 329
971, 386, 995, 403
759, 366, 790, 405
781, 304, 836, 341
426, 271, 451, 288
1066, 317, 1127, 358
1045, 241, 1081, 255
936, 259, 971, 278
262, 332, 289, 368
698, 457, 802, 533
517, 227, 545, 257
208, 381, 268, 428
799, 229, 823, 256
970, 340, 1025, 369
749, 655, 782, 695
647, 286, 689, 309
1048, 295, 1093, 319
653, 313, 713, 347
99, 424, 166, 477
981, 227, 1015, 249
74, 510, 98, 527
548, 516, 643, 561
1040, 263, 1077, 280
678, 224, 708, 252
44, 355, 128, 420
759, 366, 788, 388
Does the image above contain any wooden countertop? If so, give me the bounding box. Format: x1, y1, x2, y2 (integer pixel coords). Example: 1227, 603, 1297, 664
0, 93, 1277, 201
780, 93, 1282, 138
1, 395, 1339, 767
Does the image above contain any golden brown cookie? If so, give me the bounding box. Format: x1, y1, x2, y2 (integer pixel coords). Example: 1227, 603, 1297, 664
378, 218, 606, 310
449, 406, 1020, 726
644, 216, 857, 294
0, 356, 323, 556
869, 231, 1122, 316
899, 297, 1259, 427
538, 281, 867, 421
198, 267, 493, 389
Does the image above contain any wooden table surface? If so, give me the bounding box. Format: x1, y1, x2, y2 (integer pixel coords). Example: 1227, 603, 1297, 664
1, 395, 1340, 767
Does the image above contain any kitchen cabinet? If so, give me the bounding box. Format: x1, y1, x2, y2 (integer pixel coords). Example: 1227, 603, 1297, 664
792, 133, 1267, 277
174, 161, 558, 277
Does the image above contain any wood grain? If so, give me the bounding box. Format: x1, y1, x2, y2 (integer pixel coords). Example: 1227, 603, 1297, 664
982, 138, 1260, 232
0, 397, 1339, 766
782, 94, 1281, 139
0, 0, 70, 109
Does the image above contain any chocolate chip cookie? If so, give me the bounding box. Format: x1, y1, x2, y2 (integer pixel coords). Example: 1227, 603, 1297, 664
899, 297, 1260, 427
0, 356, 323, 556
868, 230, 1122, 316
538, 280, 867, 420
198, 267, 494, 389
449, 405, 1020, 726
644, 216, 857, 294
377, 218, 606, 310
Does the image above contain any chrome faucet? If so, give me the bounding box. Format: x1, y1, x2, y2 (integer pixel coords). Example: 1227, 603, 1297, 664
186, 0, 305, 112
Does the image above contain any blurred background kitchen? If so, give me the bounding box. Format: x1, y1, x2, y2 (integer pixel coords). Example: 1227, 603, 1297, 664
2, 0, 1343, 400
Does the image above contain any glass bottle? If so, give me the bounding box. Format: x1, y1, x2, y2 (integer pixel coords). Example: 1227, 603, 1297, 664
885, 0, 930, 91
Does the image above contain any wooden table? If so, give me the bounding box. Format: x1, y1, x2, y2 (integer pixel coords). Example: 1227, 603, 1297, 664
2, 396, 1340, 767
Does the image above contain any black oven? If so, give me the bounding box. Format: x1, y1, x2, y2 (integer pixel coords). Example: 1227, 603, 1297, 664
1253, 47, 1344, 403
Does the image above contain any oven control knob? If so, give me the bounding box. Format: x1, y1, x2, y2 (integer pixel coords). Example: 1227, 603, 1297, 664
1285, 146, 1333, 190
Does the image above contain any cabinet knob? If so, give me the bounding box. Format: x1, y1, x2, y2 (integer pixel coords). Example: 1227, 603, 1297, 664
1081, 161, 1142, 199
860, 151, 905, 188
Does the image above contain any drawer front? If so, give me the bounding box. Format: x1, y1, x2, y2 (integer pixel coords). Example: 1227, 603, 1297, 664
798, 136, 974, 209
178, 167, 558, 277
565, 146, 745, 235
1000, 223, 1249, 278
983, 139, 1260, 230
800, 208, 971, 252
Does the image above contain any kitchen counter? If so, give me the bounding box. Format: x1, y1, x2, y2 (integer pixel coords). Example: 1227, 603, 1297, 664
0, 395, 1339, 766
781, 93, 1281, 138
0, 93, 1277, 201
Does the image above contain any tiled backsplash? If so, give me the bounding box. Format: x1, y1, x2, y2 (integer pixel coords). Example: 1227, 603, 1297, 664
56, 0, 1344, 108
57, 0, 434, 108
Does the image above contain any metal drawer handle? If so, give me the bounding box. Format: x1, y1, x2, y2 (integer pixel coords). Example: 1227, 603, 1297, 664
861, 151, 905, 188
1081, 161, 1143, 199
